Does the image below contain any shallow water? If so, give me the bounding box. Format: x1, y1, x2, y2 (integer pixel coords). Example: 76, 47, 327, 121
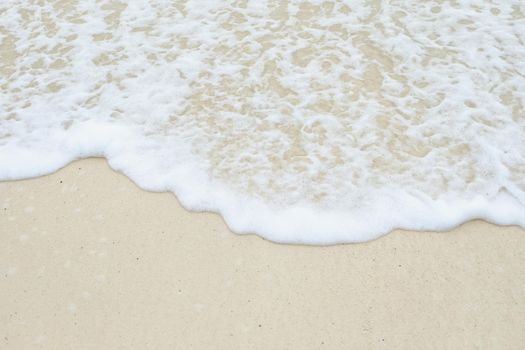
1, 0, 525, 243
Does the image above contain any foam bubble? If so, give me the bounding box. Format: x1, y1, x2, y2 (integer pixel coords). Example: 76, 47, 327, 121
1, 0, 525, 243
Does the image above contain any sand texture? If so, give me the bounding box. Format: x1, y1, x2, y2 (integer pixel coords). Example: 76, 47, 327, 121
1, 158, 524, 349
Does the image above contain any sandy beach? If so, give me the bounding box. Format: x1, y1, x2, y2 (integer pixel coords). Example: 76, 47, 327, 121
2, 1, 525, 349
1, 158, 524, 349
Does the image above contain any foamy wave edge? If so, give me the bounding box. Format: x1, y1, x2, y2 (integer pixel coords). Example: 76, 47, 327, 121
1, 121, 524, 245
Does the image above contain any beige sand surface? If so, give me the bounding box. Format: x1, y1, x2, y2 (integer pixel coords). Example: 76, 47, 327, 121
1, 158, 525, 349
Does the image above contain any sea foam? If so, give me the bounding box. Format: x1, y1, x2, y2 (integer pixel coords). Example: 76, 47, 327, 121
1, 0, 525, 243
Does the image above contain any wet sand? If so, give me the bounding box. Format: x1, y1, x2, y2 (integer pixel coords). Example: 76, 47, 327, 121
1, 158, 524, 349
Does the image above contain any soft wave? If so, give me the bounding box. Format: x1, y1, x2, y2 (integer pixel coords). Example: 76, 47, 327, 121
1, 0, 525, 243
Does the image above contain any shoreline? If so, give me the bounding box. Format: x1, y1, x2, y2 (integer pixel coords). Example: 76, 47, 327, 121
1, 157, 524, 348
4, 156, 525, 246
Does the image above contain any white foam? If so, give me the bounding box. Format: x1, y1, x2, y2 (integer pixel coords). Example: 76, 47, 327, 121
1, 0, 525, 243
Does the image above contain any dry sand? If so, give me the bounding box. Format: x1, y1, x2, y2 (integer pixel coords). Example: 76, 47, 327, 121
1, 158, 524, 349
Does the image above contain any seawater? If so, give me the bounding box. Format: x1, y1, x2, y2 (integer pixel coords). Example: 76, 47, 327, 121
1, 0, 525, 244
